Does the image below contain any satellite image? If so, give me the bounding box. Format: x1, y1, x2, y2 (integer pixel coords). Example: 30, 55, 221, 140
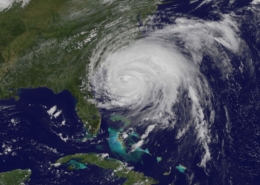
0, 0, 260, 185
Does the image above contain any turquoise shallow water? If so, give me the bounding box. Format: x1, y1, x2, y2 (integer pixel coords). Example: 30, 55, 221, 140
107, 127, 150, 163
176, 165, 186, 173
108, 128, 127, 158
67, 160, 87, 170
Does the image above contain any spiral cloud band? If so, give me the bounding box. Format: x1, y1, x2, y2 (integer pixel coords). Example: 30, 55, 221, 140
89, 15, 242, 167
92, 39, 198, 126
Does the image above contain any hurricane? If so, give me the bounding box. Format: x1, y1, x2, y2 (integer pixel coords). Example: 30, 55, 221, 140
89, 12, 245, 168
92, 39, 197, 125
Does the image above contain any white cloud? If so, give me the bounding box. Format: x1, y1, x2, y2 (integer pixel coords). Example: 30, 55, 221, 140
47, 106, 57, 116
0, 0, 30, 12
47, 106, 62, 119
252, 0, 260, 4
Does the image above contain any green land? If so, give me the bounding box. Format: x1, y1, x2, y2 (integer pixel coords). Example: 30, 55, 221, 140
0, 169, 31, 185
0, 0, 159, 134
57, 153, 158, 185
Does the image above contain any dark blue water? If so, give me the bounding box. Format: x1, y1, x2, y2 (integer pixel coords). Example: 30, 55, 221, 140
0, 88, 126, 185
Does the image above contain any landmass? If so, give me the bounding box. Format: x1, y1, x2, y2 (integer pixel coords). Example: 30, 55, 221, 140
0, 0, 159, 134
56, 153, 158, 185
0, 169, 31, 185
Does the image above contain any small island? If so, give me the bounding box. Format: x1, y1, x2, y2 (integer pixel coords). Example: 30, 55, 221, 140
56, 153, 158, 185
